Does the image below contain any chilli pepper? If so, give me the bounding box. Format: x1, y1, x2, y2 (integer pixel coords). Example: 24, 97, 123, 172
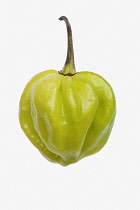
19, 16, 116, 166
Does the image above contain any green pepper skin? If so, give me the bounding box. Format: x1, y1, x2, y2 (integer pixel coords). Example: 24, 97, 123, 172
19, 69, 116, 166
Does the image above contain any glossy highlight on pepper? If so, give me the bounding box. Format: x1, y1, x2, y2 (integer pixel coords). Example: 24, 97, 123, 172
19, 16, 116, 166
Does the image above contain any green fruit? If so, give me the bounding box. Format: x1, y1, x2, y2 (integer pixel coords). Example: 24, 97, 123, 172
19, 16, 116, 166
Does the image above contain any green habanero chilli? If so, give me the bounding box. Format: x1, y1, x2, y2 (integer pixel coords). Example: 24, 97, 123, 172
19, 16, 116, 166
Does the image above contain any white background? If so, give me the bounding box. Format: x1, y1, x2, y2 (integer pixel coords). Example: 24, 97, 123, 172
0, 0, 140, 209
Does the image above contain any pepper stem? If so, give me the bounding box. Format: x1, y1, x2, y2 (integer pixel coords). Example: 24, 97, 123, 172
59, 16, 76, 75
